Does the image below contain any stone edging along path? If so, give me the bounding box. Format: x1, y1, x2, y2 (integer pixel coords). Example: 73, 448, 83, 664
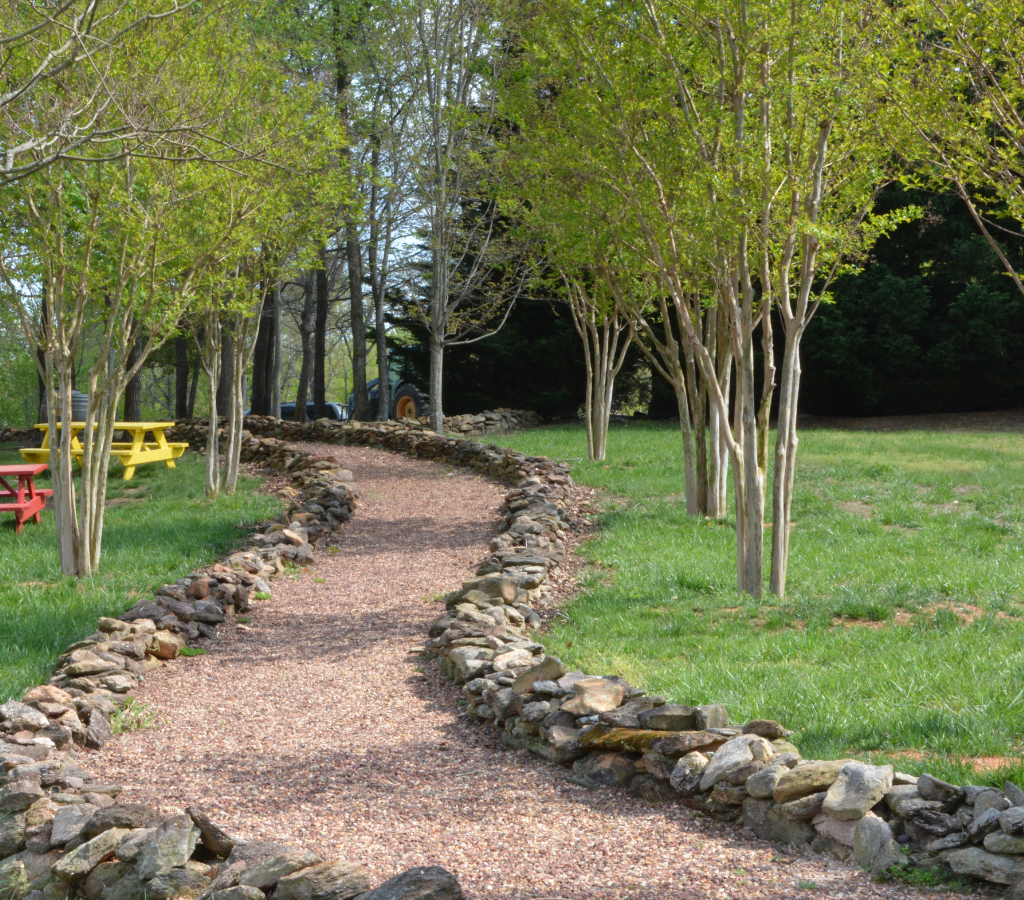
2, 414, 1020, 899
230, 416, 1024, 894
0, 434, 463, 900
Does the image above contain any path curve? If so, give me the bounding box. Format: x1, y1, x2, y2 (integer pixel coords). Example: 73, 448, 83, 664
89, 445, 963, 900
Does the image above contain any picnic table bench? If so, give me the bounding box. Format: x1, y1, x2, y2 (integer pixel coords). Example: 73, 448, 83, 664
0, 463, 52, 534
20, 422, 187, 481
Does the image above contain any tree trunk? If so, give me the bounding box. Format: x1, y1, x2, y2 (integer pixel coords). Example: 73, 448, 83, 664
294, 280, 315, 422
123, 329, 143, 421
216, 326, 232, 418
313, 259, 329, 419
198, 314, 223, 498
428, 334, 444, 433
175, 334, 189, 420
347, 229, 370, 420
250, 295, 275, 415
272, 284, 283, 418
770, 327, 803, 598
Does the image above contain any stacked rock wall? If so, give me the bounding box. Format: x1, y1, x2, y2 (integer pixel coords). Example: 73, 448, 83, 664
0, 438, 465, 900
442, 409, 541, 436
215, 416, 1024, 894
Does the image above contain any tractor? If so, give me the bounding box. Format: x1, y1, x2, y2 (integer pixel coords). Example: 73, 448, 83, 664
350, 353, 429, 420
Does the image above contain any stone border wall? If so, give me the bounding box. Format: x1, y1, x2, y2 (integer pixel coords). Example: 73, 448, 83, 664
7, 415, 1024, 897
0, 435, 465, 900
232, 416, 1024, 893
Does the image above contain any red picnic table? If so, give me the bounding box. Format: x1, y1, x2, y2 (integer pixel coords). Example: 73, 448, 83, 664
0, 464, 53, 535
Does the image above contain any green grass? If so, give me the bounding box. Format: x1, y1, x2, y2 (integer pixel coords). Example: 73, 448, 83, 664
500, 421, 1024, 786
0, 444, 281, 703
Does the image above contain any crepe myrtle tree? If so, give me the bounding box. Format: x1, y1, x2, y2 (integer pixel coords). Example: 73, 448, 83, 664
516, 0, 906, 596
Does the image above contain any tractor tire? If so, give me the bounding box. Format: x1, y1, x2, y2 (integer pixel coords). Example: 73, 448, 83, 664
391, 384, 427, 420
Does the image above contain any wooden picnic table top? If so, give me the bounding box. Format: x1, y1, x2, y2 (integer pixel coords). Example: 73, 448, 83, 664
0, 463, 48, 477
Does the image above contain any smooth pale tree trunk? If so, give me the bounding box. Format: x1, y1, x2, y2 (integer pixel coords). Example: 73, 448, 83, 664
770, 328, 803, 597
569, 293, 629, 462
294, 279, 315, 423
174, 335, 189, 420
313, 260, 329, 419
272, 285, 283, 419
375, 288, 389, 421
428, 334, 444, 432
198, 313, 223, 497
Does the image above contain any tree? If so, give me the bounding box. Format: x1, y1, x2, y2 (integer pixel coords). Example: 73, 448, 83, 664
881, 0, 1024, 298
515, 0, 904, 596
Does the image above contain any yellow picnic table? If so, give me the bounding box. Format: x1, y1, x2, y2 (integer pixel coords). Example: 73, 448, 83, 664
20, 422, 188, 481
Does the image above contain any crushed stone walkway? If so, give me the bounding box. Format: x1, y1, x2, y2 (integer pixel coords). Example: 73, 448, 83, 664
88, 445, 967, 900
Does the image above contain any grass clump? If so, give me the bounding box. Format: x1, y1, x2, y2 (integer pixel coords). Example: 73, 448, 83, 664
501, 422, 1024, 786
179, 647, 207, 657
0, 445, 281, 703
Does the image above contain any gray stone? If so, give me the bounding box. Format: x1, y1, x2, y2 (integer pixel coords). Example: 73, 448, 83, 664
0, 812, 27, 856
812, 812, 858, 848
511, 657, 567, 696
116, 827, 156, 861
970, 807, 1004, 840
81, 803, 157, 838
104, 870, 148, 900
746, 765, 786, 799
918, 773, 965, 805
913, 808, 964, 837
274, 861, 370, 900
571, 753, 636, 790
559, 679, 626, 716
741, 798, 815, 846
81, 859, 130, 899
695, 704, 729, 730
49, 804, 96, 846
669, 752, 708, 795
1003, 808, 1024, 834
1006, 782, 1024, 808
136, 815, 201, 880
146, 862, 211, 899
940, 847, 1024, 884
700, 735, 774, 791
213, 889, 266, 900
977, 791, 1012, 815
84, 712, 113, 750
490, 688, 520, 720
854, 815, 907, 873
774, 760, 850, 804
520, 702, 550, 725
637, 705, 696, 732
355, 865, 465, 900
986, 833, 1024, 855
52, 827, 129, 881
0, 782, 45, 814
239, 851, 323, 889
822, 762, 893, 821
779, 792, 826, 821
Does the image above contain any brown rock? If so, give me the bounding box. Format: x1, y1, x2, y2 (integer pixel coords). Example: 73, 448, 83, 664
559, 678, 627, 716
742, 719, 789, 740
774, 760, 853, 804
187, 806, 236, 858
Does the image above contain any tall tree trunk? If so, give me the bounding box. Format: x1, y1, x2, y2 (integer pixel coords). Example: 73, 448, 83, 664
294, 280, 315, 422
216, 325, 232, 420
175, 334, 189, 420
428, 334, 444, 433
272, 284, 283, 418
250, 293, 275, 415
123, 329, 143, 421
313, 258, 330, 419
347, 230, 369, 419
770, 329, 803, 597
198, 313, 223, 498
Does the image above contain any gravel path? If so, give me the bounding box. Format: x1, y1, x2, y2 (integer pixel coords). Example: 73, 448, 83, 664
88, 445, 968, 900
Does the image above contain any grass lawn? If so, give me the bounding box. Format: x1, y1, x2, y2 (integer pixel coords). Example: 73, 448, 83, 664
500, 421, 1024, 787
0, 443, 281, 703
